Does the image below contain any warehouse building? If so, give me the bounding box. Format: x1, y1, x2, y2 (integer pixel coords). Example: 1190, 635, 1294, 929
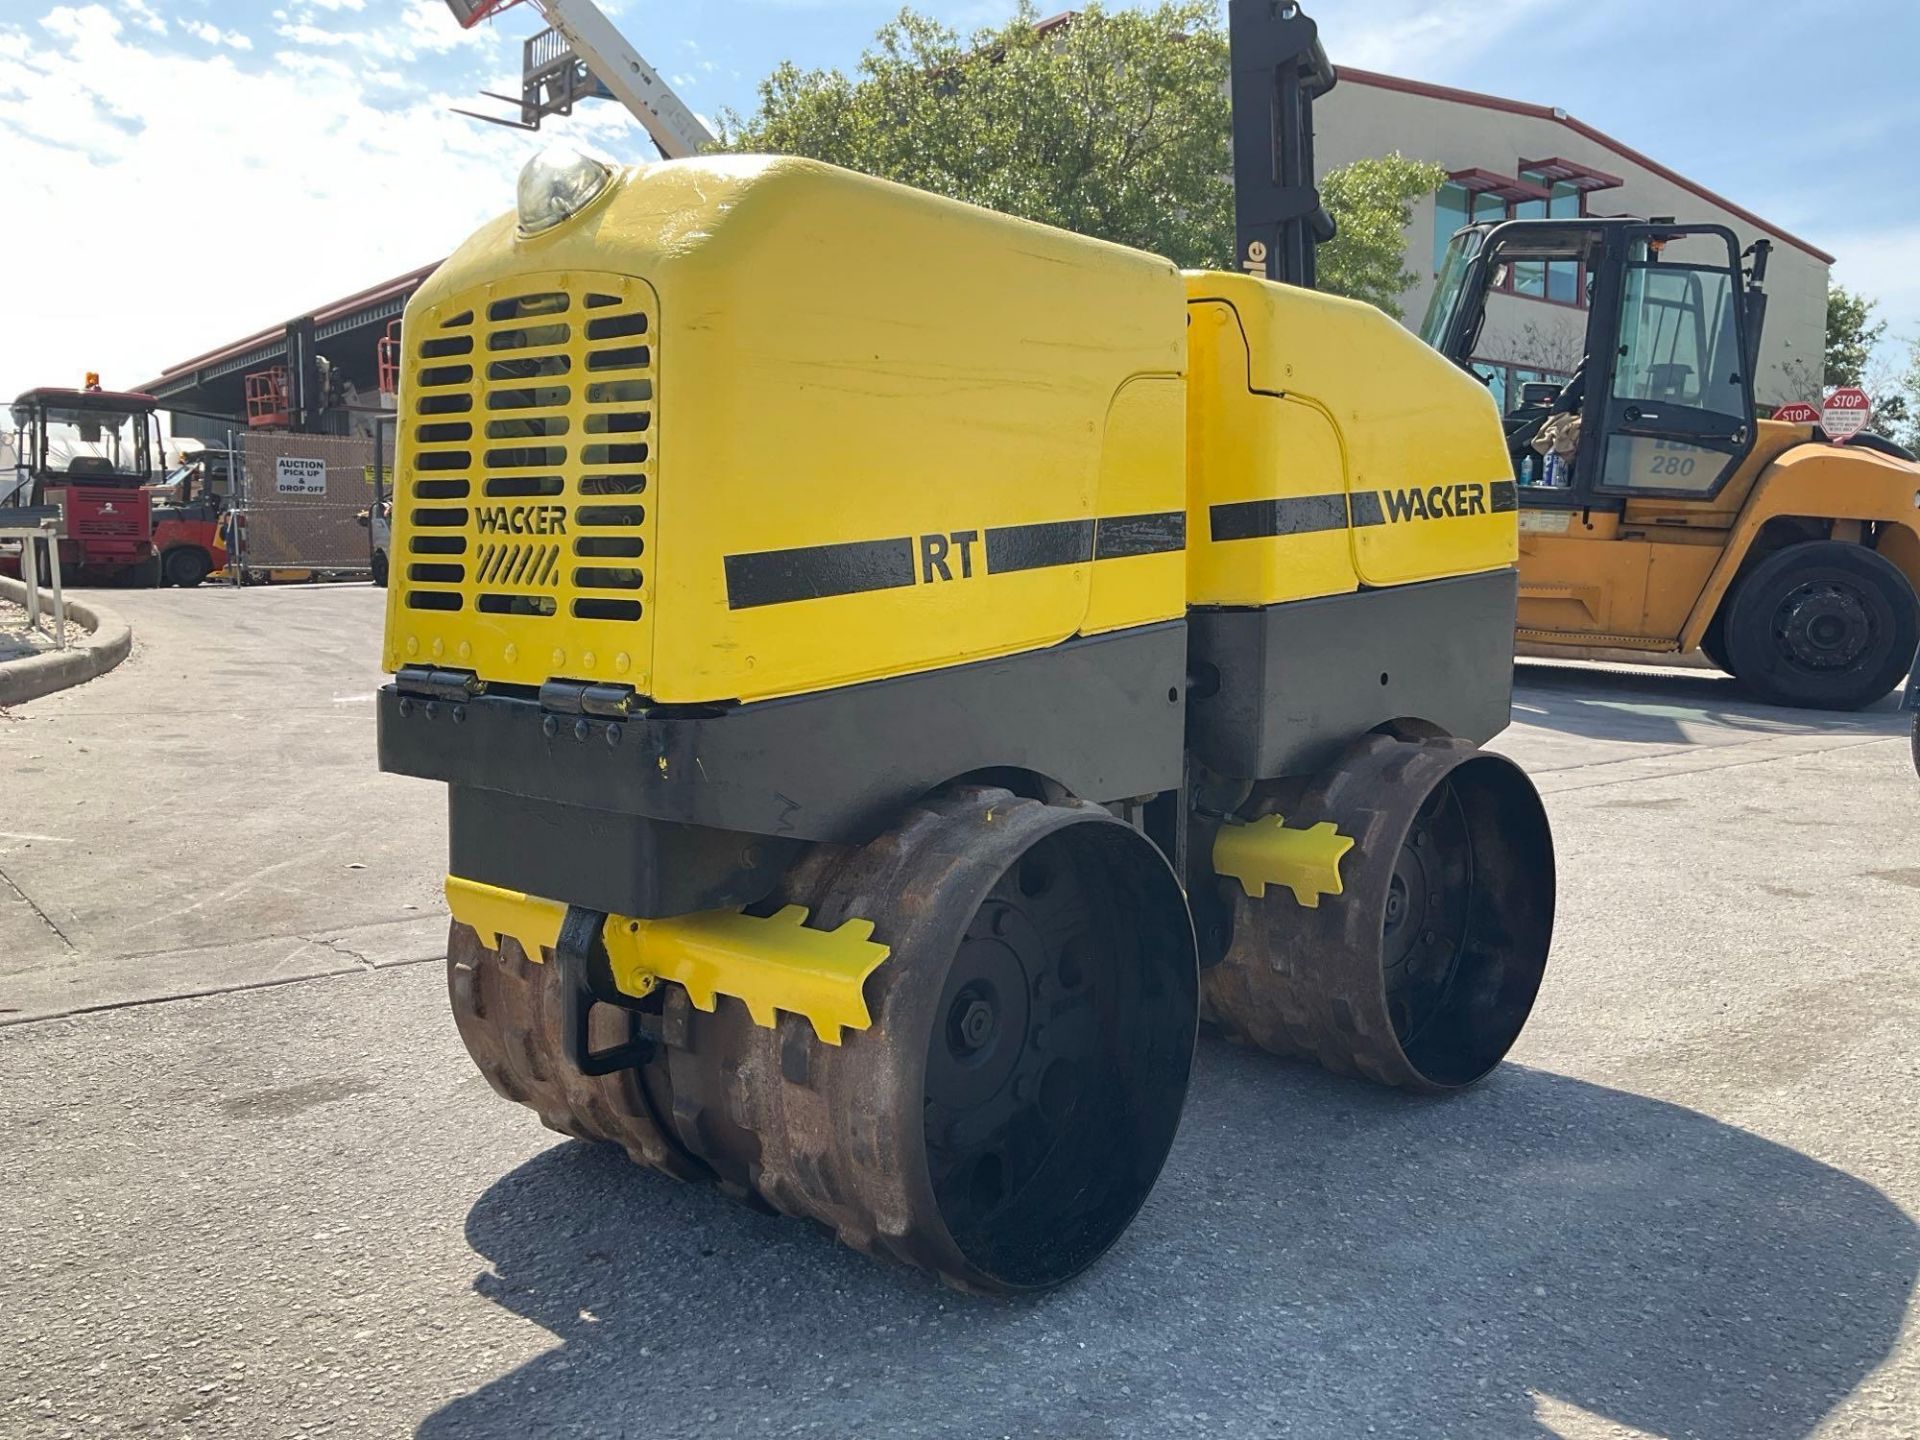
142, 262, 437, 446
1316, 69, 1831, 410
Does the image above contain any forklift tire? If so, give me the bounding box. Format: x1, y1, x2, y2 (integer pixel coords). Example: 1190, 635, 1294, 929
164, 547, 210, 588
371, 549, 390, 589
1697, 611, 1733, 676
130, 553, 163, 589
1723, 541, 1920, 711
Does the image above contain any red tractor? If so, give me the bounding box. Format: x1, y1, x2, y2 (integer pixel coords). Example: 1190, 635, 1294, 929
6, 384, 164, 586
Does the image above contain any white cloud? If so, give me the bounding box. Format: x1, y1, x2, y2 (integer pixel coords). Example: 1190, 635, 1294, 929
0, 1, 641, 407
395, 0, 490, 57
1321, 0, 1565, 76
183, 19, 254, 50
275, 1, 491, 62
120, 0, 165, 36
275, 20, 360, 46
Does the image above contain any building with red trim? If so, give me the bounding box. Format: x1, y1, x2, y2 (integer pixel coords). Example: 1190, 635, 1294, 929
1318, 69, 1829, 409
141, 261, 439, 444
141, 54, 1830, 427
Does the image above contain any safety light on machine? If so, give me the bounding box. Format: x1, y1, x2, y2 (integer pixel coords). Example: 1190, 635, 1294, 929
515, 145, 614, 236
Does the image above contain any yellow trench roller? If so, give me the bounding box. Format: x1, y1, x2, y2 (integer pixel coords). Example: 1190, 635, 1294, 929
379, 146, 1556, 1293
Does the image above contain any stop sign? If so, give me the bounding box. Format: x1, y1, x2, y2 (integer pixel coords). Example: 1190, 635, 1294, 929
1773, 401, 1821, 425
1822, 387, 1872, 442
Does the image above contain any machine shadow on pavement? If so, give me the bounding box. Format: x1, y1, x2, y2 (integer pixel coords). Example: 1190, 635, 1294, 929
419, 1038, 1919, 1440
1510, 661, 1911, 748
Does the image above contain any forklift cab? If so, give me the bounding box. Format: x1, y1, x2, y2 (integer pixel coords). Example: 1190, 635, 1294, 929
156, 449, 235, 517
1421, 218, 1762, 508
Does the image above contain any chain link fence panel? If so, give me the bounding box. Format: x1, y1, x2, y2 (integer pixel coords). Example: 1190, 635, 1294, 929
235, 433, 378, 573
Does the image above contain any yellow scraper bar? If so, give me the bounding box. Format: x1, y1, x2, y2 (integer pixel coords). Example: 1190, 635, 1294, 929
604, 906, 890, 1046
444, 876, 890, 1045
1212, 815, 1355, 909
447, 875, 567, 958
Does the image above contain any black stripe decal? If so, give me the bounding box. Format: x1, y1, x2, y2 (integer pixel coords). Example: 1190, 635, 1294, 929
721, 506, 1201, 609
1215, 483, 1515, 537
1349, 491, 1386, 527
986, 519, 1096, 574
1094, 511, 1187, 559
1209, 493, 1349, 541
724, 537, 916, 610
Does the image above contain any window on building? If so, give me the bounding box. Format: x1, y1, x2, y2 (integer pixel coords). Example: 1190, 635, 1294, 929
1441, 171, 1592, 308
1434, 186, 1510, 273
1546, 181, 1582, 303
1435, 183, 1470, 273
1517, 173, 1587, 304
1511, 195, 1549, 297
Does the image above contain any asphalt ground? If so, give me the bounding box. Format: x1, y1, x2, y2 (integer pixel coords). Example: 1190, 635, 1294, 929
2, 585, 1916, 1439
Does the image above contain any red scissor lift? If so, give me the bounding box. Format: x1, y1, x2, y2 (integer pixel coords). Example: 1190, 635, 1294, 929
244, 367, 292, 428
377, 320, 402, 402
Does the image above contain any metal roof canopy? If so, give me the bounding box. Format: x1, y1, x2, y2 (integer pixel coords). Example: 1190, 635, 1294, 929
1447, 167, 1551, 203
1518, 155, 1626, 192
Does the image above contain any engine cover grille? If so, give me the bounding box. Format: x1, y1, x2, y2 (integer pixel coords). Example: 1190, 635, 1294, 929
389, 271, 659, 690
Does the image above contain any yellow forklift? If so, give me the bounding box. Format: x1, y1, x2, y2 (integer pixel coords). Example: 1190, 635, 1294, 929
1422, 221, 1920, 710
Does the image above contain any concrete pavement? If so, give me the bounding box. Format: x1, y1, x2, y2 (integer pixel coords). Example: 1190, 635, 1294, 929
1, 585, 1916, 1438
0, 586, 445, 1020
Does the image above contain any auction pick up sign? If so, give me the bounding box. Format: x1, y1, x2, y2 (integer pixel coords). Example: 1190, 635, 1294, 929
1821, 388, 1872, 443
275, 455, 328, 495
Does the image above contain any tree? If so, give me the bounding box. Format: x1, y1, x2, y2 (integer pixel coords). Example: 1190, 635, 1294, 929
1826, 284, 1886, 391
718, 4, 1443, 315
1888, 341, 1920, 449
719, 4, 1233, 270
1316, 155, 1450, 317
1826, 287, 1912, 436
1773, 285, 1911, 436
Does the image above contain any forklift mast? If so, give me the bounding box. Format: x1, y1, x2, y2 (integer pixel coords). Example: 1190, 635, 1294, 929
1741, 238, 1772, 382
1229, 0, 1338, 288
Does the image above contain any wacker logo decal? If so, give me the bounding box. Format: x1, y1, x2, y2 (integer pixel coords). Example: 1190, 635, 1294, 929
1361, 479, 1517, 525
1380, 482, 1490, 522
475, 504, 568, 536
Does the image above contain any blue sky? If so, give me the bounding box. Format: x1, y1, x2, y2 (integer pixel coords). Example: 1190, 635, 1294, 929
2, 0, 1916, 409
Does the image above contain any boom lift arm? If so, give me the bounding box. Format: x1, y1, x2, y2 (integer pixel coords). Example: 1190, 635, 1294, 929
444, 0, 715, 158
